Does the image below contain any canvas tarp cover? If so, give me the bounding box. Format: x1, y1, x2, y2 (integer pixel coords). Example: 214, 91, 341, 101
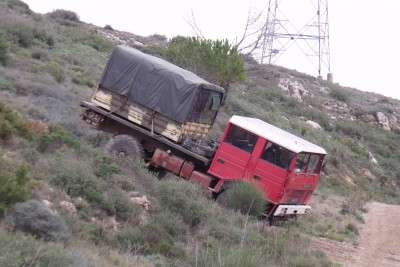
99, 45, 225, 123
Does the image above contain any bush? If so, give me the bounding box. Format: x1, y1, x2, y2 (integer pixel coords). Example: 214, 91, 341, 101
159, 178, 210, 228
0, 228, 96, 267
6, 0, 31, 14
218, 181, 266, 217
0, 101, 32, 140
0, 164, 35, 214
10, 199, 71, 241
45, 61, 65, 82
38, 125, 80, 152
165, 37, 245, 88
329, 87, 349, 103
48, 9, 80, 22
0, 29, 9, 66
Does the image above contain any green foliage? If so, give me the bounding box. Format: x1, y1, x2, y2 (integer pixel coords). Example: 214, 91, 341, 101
68, 67, 94, 87
219, 181, 266, 217
159, 178, 210, 227
62, 27, 113, 52
0, 101, 32, 140
0, 78, 15, 92
165, 37, 245, 87
6, 0, 31, 14
0, 164, 35, 214
0, 29, 9, 66
0, 228, 96, 267
45, 60, 65, 82
38, 125, 80, 152
9, 199, 71, 241
118, 223, 179, 257
48, 9, 80, 22
329, 86, 349, 102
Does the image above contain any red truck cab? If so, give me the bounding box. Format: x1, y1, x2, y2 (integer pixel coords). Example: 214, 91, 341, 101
208, 116, 327, 217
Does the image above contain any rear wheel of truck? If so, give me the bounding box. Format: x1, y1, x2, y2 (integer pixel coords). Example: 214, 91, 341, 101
106, 134, 144, 167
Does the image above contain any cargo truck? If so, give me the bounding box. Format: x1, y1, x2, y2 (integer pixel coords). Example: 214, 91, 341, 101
81, 45, 327, 219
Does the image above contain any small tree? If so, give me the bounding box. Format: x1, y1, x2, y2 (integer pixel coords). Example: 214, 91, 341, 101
164, 37, 245, 98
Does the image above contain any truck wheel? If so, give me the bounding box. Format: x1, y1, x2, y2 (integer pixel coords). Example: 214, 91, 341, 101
105, 135, 144, 166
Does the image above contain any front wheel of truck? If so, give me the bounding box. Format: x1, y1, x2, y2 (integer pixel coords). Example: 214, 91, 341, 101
106, 134, 144, 167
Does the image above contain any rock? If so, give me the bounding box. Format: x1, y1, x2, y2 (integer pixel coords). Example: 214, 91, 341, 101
130, 196, 151, 211
306, 120, 323, 130
342, 175, 356, 186
389, 115, 400, 131
376, 112, 391, 131
363, 169, 376, 180
278, 78, 312, 101
41, 199, 54, 211
59, 200, 76, 214
368, 151, 378, 164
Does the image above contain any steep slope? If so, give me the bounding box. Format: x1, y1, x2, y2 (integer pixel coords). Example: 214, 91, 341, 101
0, 0, 400, 266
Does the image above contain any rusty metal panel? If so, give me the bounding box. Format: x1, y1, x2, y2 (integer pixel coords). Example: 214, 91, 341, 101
190, 171, 213, 189
151, 149, 184, 175
180, 161, 194, 180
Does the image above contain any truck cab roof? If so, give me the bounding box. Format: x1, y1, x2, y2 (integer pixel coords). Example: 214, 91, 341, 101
229, 116, 327, 155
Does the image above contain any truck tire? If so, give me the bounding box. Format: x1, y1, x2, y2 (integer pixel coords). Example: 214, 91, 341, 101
105, 134, 144, 166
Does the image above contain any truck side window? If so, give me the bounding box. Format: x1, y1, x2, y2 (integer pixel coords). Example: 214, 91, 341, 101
225, 124, 258, 153
307, 154, 322, 174
261, 142, 294, 170
295, 152, 310, 173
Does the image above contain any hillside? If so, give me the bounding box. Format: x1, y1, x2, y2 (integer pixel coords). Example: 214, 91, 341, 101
1, 0, 400, 266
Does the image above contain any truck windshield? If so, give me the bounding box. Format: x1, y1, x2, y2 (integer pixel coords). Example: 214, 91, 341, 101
261, 142, 295, 170
294, 153, 323, 174
225, 124, 258, 153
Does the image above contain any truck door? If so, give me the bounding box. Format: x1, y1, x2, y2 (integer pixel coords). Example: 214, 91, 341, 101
250, 141, 295, 203
281, 153, 324, 205
208, 124, 258, 179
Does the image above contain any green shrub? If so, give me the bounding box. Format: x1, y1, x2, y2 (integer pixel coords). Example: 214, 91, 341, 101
0, 228, 96, 267
0, 101, 32, 140
151, 210, 187, 241
45, 60, 65, 82
9, 20, 35, 48
9, 199, 71, 241
6, 0, 31, 14
219, 181, 265, 217
159, 178, 210, 227
0, 78, 16, 92
329, 87, 349, 102
0, 164, 35, 214
38, 125, 80, 152
102, 187, 133, 220
48, 9, 80, 22
118, 223, 179, 257
0, 29, 9, 66
165, 37, 245, 88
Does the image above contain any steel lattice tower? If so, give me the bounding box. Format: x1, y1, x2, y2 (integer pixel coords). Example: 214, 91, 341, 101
261, 0, 332, 81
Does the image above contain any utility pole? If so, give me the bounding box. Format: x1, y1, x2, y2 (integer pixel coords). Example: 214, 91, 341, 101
262, 0, 332, 82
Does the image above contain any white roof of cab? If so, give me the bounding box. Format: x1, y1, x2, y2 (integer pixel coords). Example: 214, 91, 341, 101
229, 116, 327, 155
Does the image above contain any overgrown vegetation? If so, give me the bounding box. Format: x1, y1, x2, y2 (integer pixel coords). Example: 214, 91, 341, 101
165, 36, 245, 88
218, 181, 266, 217
0, 0, 399, 265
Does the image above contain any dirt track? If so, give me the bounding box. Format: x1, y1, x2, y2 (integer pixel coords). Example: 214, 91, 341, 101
314, 202, 400, 266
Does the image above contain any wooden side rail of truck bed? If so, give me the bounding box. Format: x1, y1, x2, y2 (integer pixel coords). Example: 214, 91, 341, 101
80, 101, 211, 165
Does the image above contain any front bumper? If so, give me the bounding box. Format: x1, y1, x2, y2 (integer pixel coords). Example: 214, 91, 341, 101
273, 205, 311, 216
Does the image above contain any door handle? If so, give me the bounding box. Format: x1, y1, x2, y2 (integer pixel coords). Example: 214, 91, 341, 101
217, 158, 225, 164
253, 175, 261, 180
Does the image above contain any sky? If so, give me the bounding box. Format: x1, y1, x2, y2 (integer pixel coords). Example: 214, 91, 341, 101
23, 0, 400, 100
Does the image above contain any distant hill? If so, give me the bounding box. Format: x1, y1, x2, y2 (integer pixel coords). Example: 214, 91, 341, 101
0, 0, 399, 266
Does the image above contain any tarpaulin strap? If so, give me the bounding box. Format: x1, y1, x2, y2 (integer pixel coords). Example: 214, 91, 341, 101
107, 96, 128, 116
150, 110, 156, 135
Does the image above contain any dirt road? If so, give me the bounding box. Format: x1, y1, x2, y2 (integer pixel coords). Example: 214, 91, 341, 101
315, 202, 400, 266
